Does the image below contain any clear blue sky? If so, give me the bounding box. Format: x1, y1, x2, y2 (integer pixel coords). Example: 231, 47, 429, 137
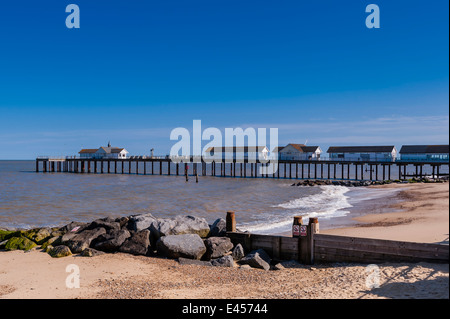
0, 0, 448, 159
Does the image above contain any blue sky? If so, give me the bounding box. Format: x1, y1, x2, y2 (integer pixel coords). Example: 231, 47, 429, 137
0, 0, 448, 159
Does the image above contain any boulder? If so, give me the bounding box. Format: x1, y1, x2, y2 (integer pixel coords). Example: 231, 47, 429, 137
239, 249, 271, 271
209, 218, 227, 237
211, 255, 234, 267
119, 229, 151, 256
81, 248, 105, 257
94, 229, 131, 252
156, 234, 206, 260
41, 236, 61, 250
64, 227, 106, 253
0, 230, 20, 242
231, 243, 245, 261
4, 237, 37, 251
203, 237, 233, 260
49, 245, 72, 258
115, 216, 130, 229
32, 228, 53, 245
151, 215, 210, 239
128, 213, 157, 232
61, 221, 89, 234
88, 219, 120, 231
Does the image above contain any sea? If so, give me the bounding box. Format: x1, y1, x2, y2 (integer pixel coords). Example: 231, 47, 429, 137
0, 160, 406, 234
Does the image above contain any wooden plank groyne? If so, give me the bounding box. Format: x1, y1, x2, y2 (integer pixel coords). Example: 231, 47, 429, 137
225, 214, 449, 265
35, 156, 449, 181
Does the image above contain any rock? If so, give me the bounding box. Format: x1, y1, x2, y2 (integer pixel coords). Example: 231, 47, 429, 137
0, 240, 8, 249
232, 243, 245, 261
4, 237, 37, 251
81, 248, 105, 257
211, 255, 235, 267
32, 228, 53, 245
41, 236, 61, 250
64, 227, 106, 253
0, 230, 20, 242
88, 217, 120, 231
178, 257, 212, 267
203, 237, 233, 260
271, 263, 285, 271
156, 234, 206, 260
239, 249, 271, 271
94, 229, 131, 252
151, 215, 210, 239
49, 245, 72, 258
119, 229, 151, 256
44, 245, 54, 254
61, 221, 89, 234
115, 216, 130, 229
209, 218, 227, 237
128, 213, 157, 232
239, 264, 252, 270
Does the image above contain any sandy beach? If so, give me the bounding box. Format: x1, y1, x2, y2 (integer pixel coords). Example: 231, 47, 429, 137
0, 182, 448, 299
323, 182, 449, 244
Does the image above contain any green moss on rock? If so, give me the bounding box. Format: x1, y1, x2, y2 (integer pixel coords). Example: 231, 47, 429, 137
48, 245, 72, 258
4, 236, 37, 251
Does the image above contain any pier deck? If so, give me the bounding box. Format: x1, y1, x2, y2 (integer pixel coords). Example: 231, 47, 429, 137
35, 157, 449, 181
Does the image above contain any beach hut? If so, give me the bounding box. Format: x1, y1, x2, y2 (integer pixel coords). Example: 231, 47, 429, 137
276, 144, 322, 160
327, 146, 397, 162
399, 145, 449, 161
78, 143, 129, 159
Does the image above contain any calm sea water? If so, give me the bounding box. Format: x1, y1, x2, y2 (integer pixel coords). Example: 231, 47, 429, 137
0, 160, 402, 234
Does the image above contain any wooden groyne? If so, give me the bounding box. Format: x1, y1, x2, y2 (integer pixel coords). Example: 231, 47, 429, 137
225, 213, 449, 265
35, 157, 449, 181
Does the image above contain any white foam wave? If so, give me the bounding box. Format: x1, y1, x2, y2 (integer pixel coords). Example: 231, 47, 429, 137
239, 186, 352, 234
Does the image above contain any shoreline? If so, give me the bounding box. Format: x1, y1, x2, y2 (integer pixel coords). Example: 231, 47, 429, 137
321, 182, 449, 244
0, 182, 448, 299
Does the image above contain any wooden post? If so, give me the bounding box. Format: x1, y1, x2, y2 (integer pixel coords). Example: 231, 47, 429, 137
296, 163, 298, 179
143, 161, 146, 175
121, 161, 124, 174
437, 165, 440, 181
327, 164, 330, 179
36, 160, 39, 173
398, 165, 402, 180
388, 164, 391, 180
333, 164, 336, 180
360, 164, 364, 180
370, 164, 373, 180
196, 173, 199, 183
355, 164, 358, 180
309, 217, 319, 234
115, 161, 117, 174
382, 164, 386, 181
226, 211, 236, 232
341, 164, 344, 180
136, 161, 139, 175
308, 163, 311, 179
321, 163, 324, 179
347, 164, 350, 180
168, 162, 171, 175
160, 161, 162, 175
292, 216, 303, 238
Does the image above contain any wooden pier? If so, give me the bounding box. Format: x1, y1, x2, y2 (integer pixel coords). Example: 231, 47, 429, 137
35, 157, 449, 181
